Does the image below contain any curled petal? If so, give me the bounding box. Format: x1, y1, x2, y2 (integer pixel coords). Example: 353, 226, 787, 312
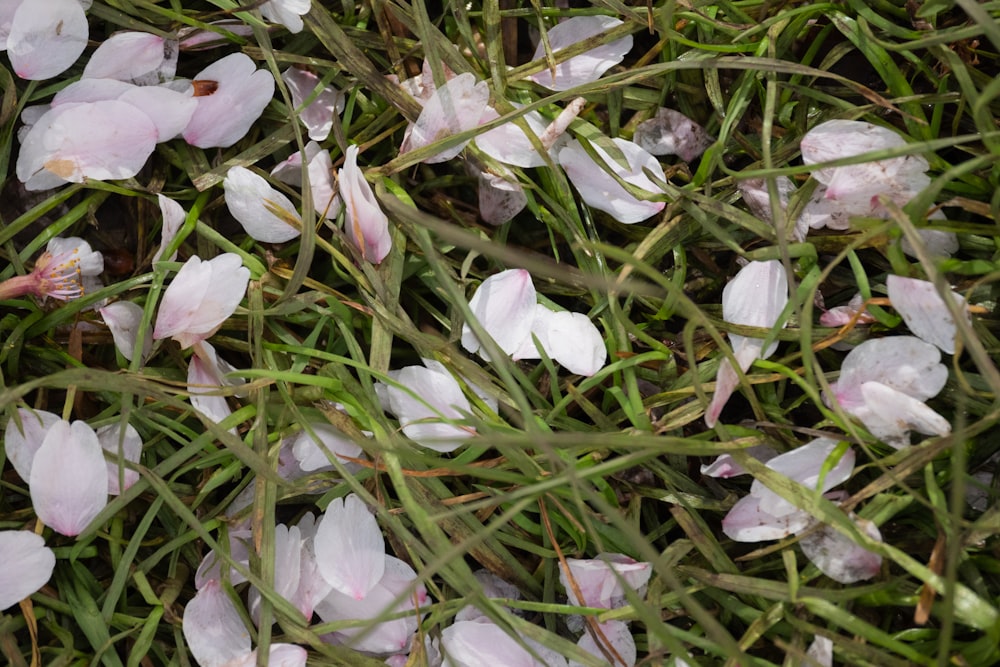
96, 422, 143, 495
282, 66, 344, 141
260, 0, 311, 33
223, 166, 301, 243
100, 301, 152, 362
154, 194, 186, 263
722, 493, 812, 542
853, 381, 951, 448
338, 145, 391, 263
0, 531, 56, 610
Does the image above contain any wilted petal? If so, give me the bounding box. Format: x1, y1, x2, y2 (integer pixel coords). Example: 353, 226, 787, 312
194, 529, 251, 588
100, 301, 152, 362
751, 438, 854, 519
561, 554, 651, 609
528, 15, 632, 91
7, 0, 87, 80
805, 636, 834, 667
559, 138, 665, 224
700, 444, 779, 479
461, 268, 537, 359
455, 570, 522, 623
17, 101, 158, 189
338, 144, 391, 263
223, 166, 301, 243
819, 293, 874, 328
798, 515, 882, 584
153, 254, 250, 348
571, 621, 636, 667
96, 422, 142, 495
827, 336, 947, 412
0, 531, 55, 610
4, 407, 61, 481
29, 420, 109, 536
82, 31, 178, 85
282, 66, 344, 141
154, 194, 186, 263
515, 306, 607, 376
182, 580, 252, 667
900, 227, 959, 259
887, 275, 969, 354
314, 494, 385, 600
183, 53, 275, 148
722, 493, 813, 542
399, 72, 490, 163
634, 108, 713, 162
737, 176, 808, 242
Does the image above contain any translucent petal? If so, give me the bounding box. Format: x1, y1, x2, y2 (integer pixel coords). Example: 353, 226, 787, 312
461, 268, 537, 359
827, 336, 947, 411
634, 108, 714, 162
100, 301, 152, 362
282, 66, 344, 141
801, 120, 927, 192
442, 620, 568, 667
314, 494, 385, 600
96, 422, 142, 495
223, 166, 301, 243
559, 138, 665, 224
7, 0, 87, 80
338, 144, 391, 262
5, 407, 60, 481
474, 106, 555, 168
887, 274, 969, 354
291, 423, 363, 472
0, 531, 55, 610
118, 85, 198, 142
153, 194, 186, 263
399, 73, 490, 163
750, 438, 854, 518
476, 166, 527, 225
561, 554, 651, 609
570, 621, 636, 667
799, 515, 882, 584
82, 31, 178, 85
182, 580, 251, 667
528, 16, 631, 91
722, 494, 812, 542
29, 420, 109, 536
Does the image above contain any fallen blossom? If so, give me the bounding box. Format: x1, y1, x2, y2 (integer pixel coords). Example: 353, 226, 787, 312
0, 236, 104, 301
338, 144, 391, 262
187, 341, 242, 429
183, 53, 275, 148
400, 72, 491, 163
513, 305, 607, 376
633, 108, 714, 162
471, 161, 528, 225
30, 419, 109, 536
177, 20, 255, 50
528, 15, 632, 91
560, 553, 652, 609
454, 570, 523, 623
223, 166, 301, 243
260, 0, 311, 33
700, 443, 780, 479
291, 422, 364, 473
4, 408, 61, 481
100, 301, 153, 362
153, 194, 186, 263
441, 619, 568, 667
314, 494, 385, 600
887, 275, 970, 354
825, 336, 950, 448
0, 531, 56, 610
706, 260, 789, 427
805, 636, 833, 667
474, 104, 568, 168
737, 176, 809, 242
271, 141, 342, 220
819, 292, 875, 328
282, 66, 344, 141
571, 621, 636, 667
4, 0, 88, 80
82, 31, 178, 85
96, 422, 143, 495
559, 137, 665, 224
153, 254, 250, 349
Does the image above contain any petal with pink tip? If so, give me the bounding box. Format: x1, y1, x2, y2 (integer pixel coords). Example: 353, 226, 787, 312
223, 166, 301, 243
461, 268, 537, 359
100, 301, 152, 362
399, 72, 490, 163
887, 275, 969, 354
29, 420, 109, 536
528, 15, 632, 91
182, 580, 251, 667
153, 254, 249, 348
5, 407, 60, 481
750, 438, 854, 519
0, 531, 55, 610
17, 100, 158, 190
314, 494, 385, 600
96, 422, 142, 495
282, 66, 344, 141
7, 0, 87, 80
799, 515, 882, 584
853, 381, 951, 448
183, 53, 275, 148
338, 145, 390, 262
82, 31, 178, 85
559, 138, 665, 224
722, 493, 812, 542
827, 336, 947, 412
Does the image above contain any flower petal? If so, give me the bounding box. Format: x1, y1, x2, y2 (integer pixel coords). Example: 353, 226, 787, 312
182, 579, 252, 667
82, 31, 178, 85
100, 301, 152, 362
4, 407, 61, 481
798, 515, 883, 584
338, 144, 391, 262
223, 166, 301, 243
281, 66, 344, 141
461, 268, 537, 359
399, 72, 490, 163
854, 381, 951, 448
7, 0, 87, 80
96, 422, 142, 495
314, 494, 385, 600
827, 336, 947, 411
559, 138, 665, 224
153, 254, 250, 348
570, 621, 636, 667
183, 53, 275, 148
634, 108, 713, 162
517, 307, 607, 376
528, 16, 632, 91
887, 275, 969, 354
153, 194, 186, 263
0, 531, 55, 610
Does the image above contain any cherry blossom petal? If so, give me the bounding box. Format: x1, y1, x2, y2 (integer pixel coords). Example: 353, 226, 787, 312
153, 194, 186, 263
183, 53, 275, 148
52, 78, 135, 105
96, 422, 142, 495
827, 336, 947, 411
700, 444, 779, 479
722, 492, 814, 542
182, 580, 251, 667
187, 341, 239, 429
751, 438, 854, 519
29, 420, 109, 537
282, 66, 344, 141
805, 636, 834, 667
194, 528, 251, 588
17, 100, 158, 190
634, 108, 713, 162
82, 31, 178, 85
561, 554, 652, 609
0, 0, 23, 50
570, 621, 636, 667
474, 106, 559, 168
454, 570, 522, 623
118, 85, 198, 142
153, 254, 250, 348
399, 72, 490, 163
475, 164, 527, 225
248, 524, 302, 625
380, 360, 476, 452
314, 494, 385, 600
4, 407, 60, 481
223, 166, 301, 243
819, 293, 874, 328
441, 620, 568, 667
559, 138, 665, 224
737, 176, 809, 241
798, 515, 882, 584
461, 268, 537, 359
291, 423, 364, 472
7, 0, 87, 80
338, 144, 391, 262
270, 141, 340, 219
854, 381, 951, 447
260, 0, 311, 33
515, 306, 607, 376
99, 301, 152, 362
0, 531, 55, 610
887, 275, 969, 354
178, 20, 254, 50
528, 15, 632, 91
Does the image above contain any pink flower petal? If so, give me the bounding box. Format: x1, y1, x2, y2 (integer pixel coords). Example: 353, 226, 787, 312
260, 0, 311, 33
314, 494, 385, 600
722, 493, 812, 542
7, 0, 87, 80
799, 515, 882, 584
99, 301, 152, 362
223, 166, 301, 243
516, 306, 607, 376
17, 100, 158, 190
380, 360, 477, 452
399, 72, 490, 163
338, 145, 390, 262
118, 85, 198, 142
187, 341, 239, 429
96, 422, 142, 495
183, 53, 274, 148
634, 107, 713, 162
0, 531, 55, 610
528, 15, 632, 91
751, 438, 854, 518
559, 137, 665, 224
182, 580, 252, 667
474, 106, 558, 168
4, 407, 60, 481
461, 268, 537, 359
476, 165, 527, 225
441, 620, 568, 667
82, 31, 178, 85
827, 336, 947, 411
153, 194, 186, 263
887, 275, 969, 354
561, 553, 651, 609
291, 423, 363, 472
153, 254, 250, 348
282, 67, 344, 141
854, 381, 951, 448
29, 420, 109, 536
571, 620, 636, 667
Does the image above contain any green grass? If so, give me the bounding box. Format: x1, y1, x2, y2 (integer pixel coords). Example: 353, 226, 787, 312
2, 1, 1000, 665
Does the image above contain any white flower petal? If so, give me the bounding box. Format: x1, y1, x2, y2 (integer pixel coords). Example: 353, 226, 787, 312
722, 493, 812, 542
96, 422, 142, 495
854, 381, 951, 448
153, 194, 186, 263
798, 515, 883, 584
182, 580, 252, 667
153, 254, 250, 348
399, 72, 490, 163
570, 621, 636, 667
314, 494, 385, 600
291, 423, 363, 472
338, 144, 391, 262
281, 66, 344, 141
887, 275, 969, 354
519, 307, 606, 376
4, 407, 61, 481
223, 166, 301, 243
82, 31, 178, 85
100, 301, 152, 362
7, 0, 87, 80
528, 16, 632, 91
183, 53, 275, 148
827, 336, 947, 412
0, 531, 55, 610
559, 138, 665, 224
461, 268, 537, 359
